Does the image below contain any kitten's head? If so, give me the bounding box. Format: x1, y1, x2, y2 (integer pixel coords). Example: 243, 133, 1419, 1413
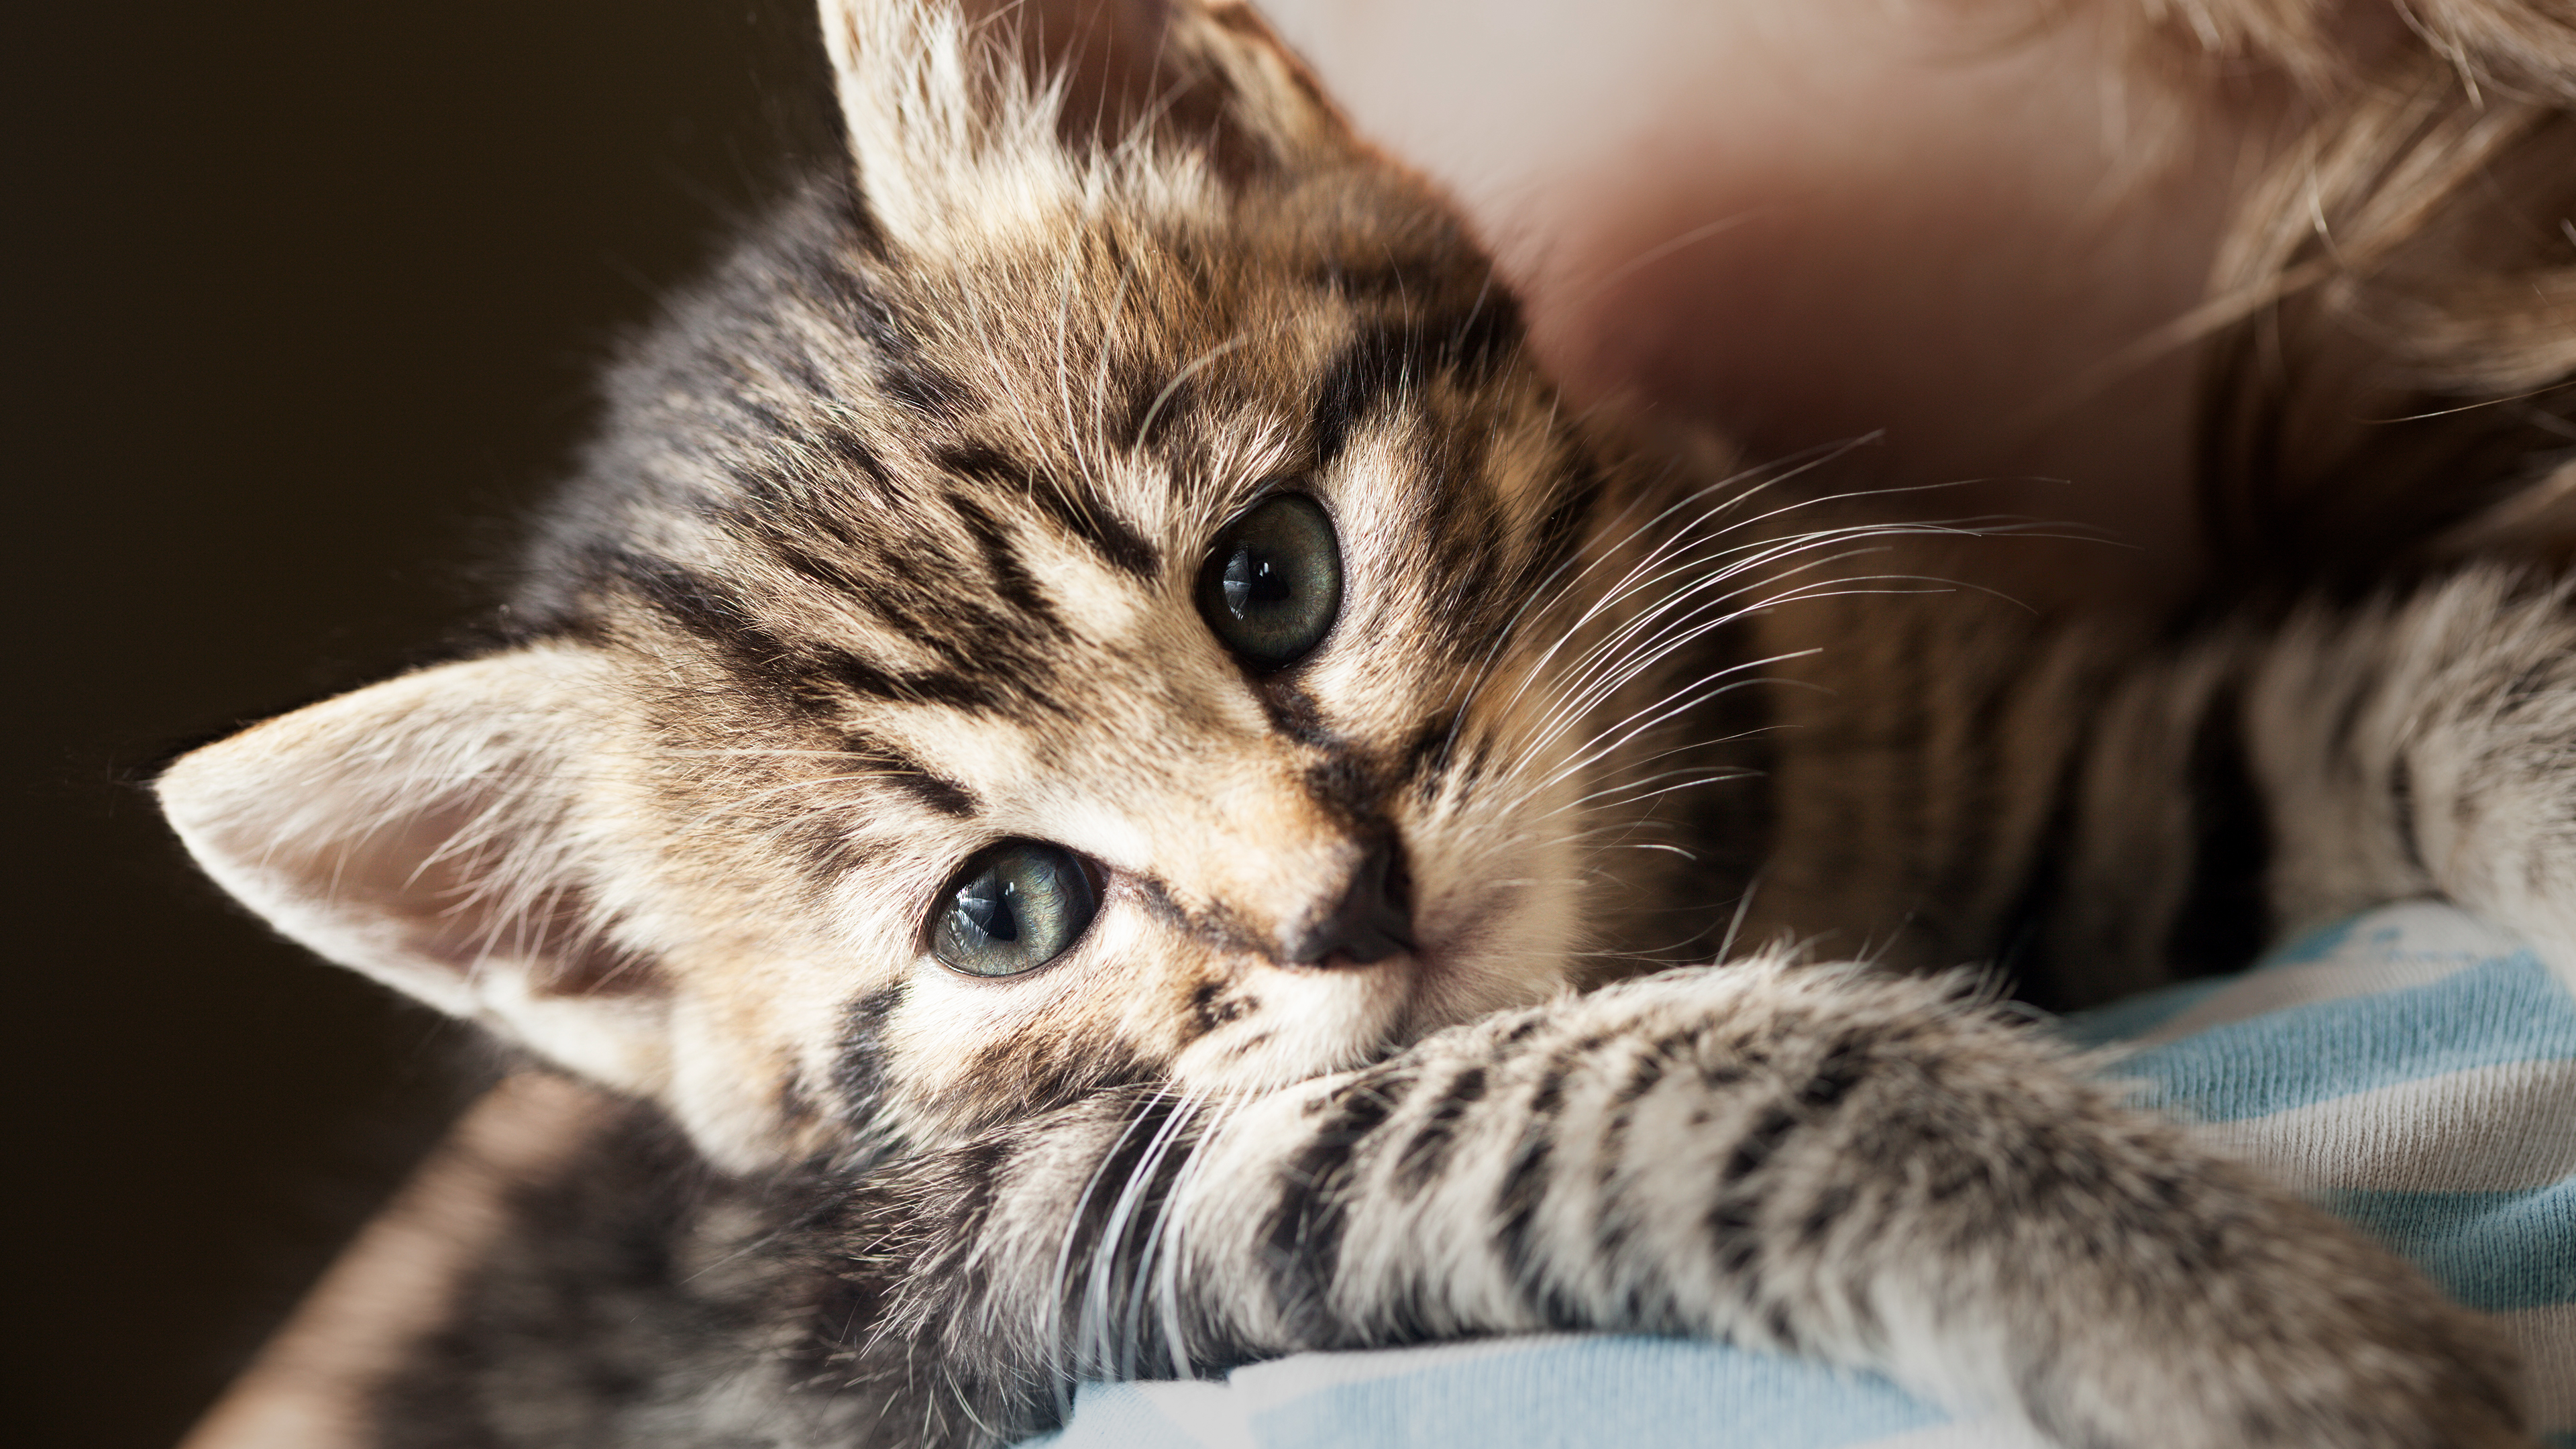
158, 0, 1707, 1169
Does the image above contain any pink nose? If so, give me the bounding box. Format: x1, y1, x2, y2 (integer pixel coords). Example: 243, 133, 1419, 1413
1283, 837, 1415, 967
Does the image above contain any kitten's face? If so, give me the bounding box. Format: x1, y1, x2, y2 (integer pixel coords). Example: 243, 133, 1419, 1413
563, 176, 1633, 1161
156, 0, 1693, 1169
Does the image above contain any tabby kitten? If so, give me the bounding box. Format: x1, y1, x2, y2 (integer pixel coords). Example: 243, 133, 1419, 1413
158, 1, 2563, 1445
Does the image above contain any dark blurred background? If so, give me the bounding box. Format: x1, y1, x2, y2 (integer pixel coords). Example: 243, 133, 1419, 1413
7, 5, 829, 1442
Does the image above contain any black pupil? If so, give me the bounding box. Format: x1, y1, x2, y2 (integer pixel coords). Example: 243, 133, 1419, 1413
933, 843, 1096, 977
1199, 493, 1341, 668
1222, 550, 1292, 615
953, 876, 1020, 943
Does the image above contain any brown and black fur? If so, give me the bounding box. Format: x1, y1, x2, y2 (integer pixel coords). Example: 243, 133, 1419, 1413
157, 2, 2576, 1446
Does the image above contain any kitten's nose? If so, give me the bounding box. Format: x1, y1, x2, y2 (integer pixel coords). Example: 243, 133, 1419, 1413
1285, 838, 1415, 967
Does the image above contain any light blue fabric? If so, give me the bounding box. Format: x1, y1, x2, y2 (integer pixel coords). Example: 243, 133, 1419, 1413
2326, 1185, 2576, 1313
1022, 902, 2576, 1448
2112, 949, 2576, 1122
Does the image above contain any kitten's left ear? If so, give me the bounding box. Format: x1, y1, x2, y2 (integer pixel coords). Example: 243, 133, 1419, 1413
819, 0, 1364, 252
154, 645, 672, 1095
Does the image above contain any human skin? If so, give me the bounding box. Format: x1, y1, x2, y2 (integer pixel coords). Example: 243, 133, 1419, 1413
1259, 0, 2259, 612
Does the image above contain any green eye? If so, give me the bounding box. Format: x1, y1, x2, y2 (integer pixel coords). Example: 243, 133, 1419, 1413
1198, 493, 1342, 669
931, 842, 1099, 977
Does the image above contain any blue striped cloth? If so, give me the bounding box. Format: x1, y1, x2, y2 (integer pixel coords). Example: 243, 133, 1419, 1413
1022, 902, 2576, 1449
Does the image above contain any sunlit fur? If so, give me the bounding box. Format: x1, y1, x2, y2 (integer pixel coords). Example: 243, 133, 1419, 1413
157, 0, 1788, 1171
152, 0, 2576, 1177
2073, 0, 2576, 577
154, 3, 2575, 1445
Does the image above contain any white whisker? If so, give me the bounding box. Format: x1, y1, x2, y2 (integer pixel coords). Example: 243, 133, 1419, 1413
1135, 335, 1252, 451
1088, 261, 1136, 462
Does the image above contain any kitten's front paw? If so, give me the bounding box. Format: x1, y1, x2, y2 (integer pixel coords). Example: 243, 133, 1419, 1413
2011, 1169, 2533, 1448
1731, 967, 2548, 1449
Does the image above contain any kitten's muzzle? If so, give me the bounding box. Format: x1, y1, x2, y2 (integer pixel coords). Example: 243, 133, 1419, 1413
1284, 837, 1415, 968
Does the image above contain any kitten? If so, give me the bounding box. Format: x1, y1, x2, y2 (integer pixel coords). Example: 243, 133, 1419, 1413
158, 1, 2563, 1444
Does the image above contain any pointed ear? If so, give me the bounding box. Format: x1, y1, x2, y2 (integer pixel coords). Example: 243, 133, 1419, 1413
156, 645, 670, 1095
819, 0, 1362, 252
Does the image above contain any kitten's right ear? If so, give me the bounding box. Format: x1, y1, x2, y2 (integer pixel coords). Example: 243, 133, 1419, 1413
820, 0, 1363, 253
155, 645, 672, 1095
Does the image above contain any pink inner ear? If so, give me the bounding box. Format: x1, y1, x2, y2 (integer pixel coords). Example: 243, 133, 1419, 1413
979, 0, 1265, 166
934, 0, 1347, 172
504, 891, 660, 998
397, 876, 658, 1001
335, 796, 660, 1002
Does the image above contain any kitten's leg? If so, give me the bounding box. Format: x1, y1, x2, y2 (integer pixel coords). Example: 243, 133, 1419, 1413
1766, 565, 2576, 1001
2034, 566, 2576, 992
2237, 569, 2576, 979
829, 960, 2532, 1449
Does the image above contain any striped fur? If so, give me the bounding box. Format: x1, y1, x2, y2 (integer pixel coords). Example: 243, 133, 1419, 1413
156, 0, 1701, 1172
366, 961, 2529, 1448
1750, 570, 2576, 1010
155, 1, 2570, 1445
830, 961, 2526, 1449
